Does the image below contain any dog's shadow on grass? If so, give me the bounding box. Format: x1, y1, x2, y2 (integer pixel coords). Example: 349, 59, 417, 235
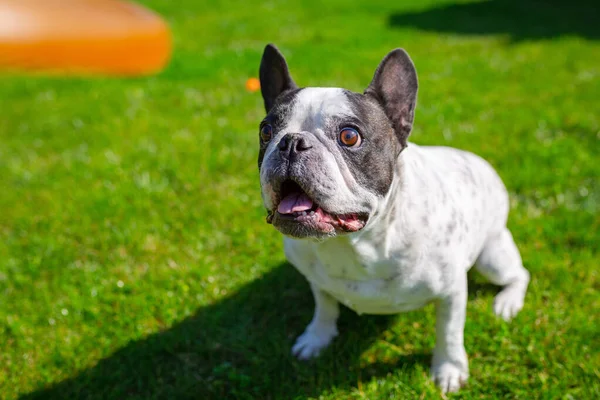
389, 0, 600, 42
21, 263, 499, 400
20, 262, 432, 400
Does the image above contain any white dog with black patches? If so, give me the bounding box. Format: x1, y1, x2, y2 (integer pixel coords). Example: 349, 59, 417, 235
256, 44, 530, 393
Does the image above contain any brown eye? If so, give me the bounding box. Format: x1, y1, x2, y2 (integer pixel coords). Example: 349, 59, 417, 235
339, 127, 361, 147
260, 124, 272, 142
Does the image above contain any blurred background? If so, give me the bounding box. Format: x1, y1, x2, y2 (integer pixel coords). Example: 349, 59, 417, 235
0, 0, 598, 399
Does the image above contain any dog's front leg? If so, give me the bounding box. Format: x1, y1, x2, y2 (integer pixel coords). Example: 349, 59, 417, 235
292, 283, 339, 360
431, 274, 469, 393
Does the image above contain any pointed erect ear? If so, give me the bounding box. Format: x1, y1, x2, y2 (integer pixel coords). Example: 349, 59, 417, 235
259, 44, 298, 113
364, 49, 418, 150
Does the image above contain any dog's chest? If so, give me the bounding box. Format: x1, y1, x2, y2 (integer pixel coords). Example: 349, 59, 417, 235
285, 236, 435, 315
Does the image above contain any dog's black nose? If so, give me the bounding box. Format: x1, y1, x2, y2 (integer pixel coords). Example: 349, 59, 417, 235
278, 133, 313, 154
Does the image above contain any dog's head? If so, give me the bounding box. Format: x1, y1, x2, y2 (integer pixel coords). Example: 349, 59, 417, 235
258, 44, 418, 239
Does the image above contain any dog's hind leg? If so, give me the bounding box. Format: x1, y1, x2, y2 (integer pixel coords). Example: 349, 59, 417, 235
475, 228, 530, 321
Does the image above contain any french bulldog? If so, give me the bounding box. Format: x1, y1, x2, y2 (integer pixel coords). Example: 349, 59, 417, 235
256, 44, 530, 393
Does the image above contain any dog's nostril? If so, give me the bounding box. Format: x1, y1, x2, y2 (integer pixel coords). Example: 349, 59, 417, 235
278, 135, 290, 152
295, 138, 312, 152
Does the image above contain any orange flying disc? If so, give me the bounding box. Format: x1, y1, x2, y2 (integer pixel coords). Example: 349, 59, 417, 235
0, 0, 172, 76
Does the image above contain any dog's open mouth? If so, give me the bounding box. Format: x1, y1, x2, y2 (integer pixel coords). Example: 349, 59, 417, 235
272, 180, 367, 235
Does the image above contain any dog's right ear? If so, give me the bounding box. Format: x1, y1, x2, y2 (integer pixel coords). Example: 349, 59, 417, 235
259, 44, 298, 113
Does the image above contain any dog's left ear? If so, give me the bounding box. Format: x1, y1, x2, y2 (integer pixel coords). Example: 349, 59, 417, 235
259, 44, 298, 113
365, 49, 418, 150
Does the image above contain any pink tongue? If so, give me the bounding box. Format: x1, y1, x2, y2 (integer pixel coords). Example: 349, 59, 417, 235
278, 192, 314, 214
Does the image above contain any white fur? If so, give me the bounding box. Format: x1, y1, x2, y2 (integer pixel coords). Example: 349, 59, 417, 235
286, 88, 355, 132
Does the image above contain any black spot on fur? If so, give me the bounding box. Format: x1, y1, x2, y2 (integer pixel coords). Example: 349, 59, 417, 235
446, 221, 456, 235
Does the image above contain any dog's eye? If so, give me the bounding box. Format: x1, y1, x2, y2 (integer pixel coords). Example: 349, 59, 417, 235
339, 127, 361, 147
260, 124, 273, 142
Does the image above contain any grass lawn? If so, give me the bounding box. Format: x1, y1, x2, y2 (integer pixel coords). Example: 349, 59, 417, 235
1, 0, 599, 398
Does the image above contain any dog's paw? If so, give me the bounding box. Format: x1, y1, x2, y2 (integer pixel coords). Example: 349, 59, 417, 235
291, 324, 338, 360
431, 361, 468, 393
494, 285, 525, 321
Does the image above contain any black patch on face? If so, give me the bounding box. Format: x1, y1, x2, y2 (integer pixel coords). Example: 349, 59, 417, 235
337, 90, 399, 197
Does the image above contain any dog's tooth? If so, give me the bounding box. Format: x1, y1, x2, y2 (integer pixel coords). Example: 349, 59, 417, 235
309, 211, 315, 216
301, 211, 307, 216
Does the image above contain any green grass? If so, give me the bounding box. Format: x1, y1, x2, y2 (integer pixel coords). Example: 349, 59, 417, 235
0, 0, 599, 398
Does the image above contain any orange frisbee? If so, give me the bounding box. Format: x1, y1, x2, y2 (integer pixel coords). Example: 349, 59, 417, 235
0, 0, 172, 76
